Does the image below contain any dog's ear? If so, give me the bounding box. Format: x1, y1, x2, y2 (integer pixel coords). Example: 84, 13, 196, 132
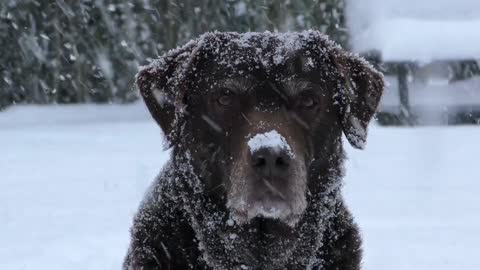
331, 50, 384, 149
136, 63, 176, 136
136, 44, 198, 140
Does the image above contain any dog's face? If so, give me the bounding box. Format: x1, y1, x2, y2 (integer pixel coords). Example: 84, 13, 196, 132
185, 63, 344, 226
137, 32, 383, 226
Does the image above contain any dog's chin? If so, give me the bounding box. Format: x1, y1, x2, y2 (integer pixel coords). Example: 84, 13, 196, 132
228, 198, 302, 228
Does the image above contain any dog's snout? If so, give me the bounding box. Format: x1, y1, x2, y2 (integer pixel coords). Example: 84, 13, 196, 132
251, 147, 291, 178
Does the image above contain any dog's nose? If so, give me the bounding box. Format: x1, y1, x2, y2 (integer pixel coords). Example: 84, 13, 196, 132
251, 147, 291, 178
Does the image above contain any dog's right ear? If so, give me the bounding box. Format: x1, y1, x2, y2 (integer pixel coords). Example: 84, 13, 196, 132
136, 45, 198, 139
136, 63, 176, 136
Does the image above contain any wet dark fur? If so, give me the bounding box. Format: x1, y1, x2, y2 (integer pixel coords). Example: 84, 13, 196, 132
123, 31, 384, 270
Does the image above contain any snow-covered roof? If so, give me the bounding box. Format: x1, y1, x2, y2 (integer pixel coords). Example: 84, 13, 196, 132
347, 0, 480, 62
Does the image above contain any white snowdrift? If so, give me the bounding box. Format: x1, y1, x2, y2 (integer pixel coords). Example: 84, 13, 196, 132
352, 19, 480, 62
347, 0, 480, 61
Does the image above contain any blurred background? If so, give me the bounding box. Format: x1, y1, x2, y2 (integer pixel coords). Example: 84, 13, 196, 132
1, 1, 479, 269
1, 0, 480, 126
1, 0, 347, 109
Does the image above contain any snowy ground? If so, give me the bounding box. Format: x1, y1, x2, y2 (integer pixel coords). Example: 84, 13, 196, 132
1, 104, 479, 270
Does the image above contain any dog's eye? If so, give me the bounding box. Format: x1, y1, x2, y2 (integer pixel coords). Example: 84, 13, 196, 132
299, 95, 316, 109
217, 94, 232, 106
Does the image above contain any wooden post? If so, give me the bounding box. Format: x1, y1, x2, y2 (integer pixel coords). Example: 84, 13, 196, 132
397, 63, 414, 125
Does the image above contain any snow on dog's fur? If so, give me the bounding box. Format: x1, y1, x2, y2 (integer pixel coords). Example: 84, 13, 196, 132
124, 31, 384, 270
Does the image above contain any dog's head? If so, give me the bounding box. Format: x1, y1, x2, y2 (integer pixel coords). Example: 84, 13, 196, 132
137, 31, 383, 226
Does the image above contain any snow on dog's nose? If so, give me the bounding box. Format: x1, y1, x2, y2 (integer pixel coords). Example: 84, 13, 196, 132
247, 130, 294, 158
248, 130, 295, 180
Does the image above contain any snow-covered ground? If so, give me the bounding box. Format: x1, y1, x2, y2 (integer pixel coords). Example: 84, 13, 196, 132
1, 104, 479, 270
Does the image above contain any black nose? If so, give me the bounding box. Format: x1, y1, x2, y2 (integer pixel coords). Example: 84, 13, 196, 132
251, 147, 291, 178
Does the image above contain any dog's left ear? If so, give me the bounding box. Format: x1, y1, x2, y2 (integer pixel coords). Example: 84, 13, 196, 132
331, 50, 384, 149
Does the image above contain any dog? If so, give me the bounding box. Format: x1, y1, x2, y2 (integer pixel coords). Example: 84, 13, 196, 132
123, 31, 384, 270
